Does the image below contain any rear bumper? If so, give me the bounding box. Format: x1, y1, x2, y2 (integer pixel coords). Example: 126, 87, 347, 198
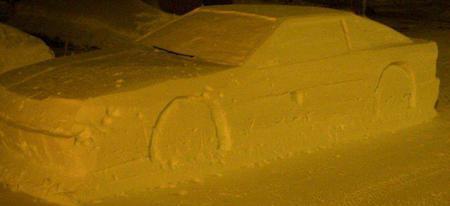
415, 78, 440, 119
0, 118, 94, 205
0, 119, 94, 177
0, 87, 86, 137
0, 86, 96, 177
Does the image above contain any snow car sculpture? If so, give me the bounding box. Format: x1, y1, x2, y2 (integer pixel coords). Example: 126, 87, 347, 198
0, 23, 53, 74
0, 5, 439, 204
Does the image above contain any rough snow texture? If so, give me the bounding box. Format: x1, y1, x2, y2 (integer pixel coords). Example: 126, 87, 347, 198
0, 5, 441, 205
0, 23, 53, 74
6, 0, 174, 49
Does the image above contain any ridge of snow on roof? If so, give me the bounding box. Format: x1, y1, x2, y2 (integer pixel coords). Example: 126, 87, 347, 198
198, 4, 352, 19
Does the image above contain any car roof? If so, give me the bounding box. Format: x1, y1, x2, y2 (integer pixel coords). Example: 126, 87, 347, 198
197, 4, 353, 20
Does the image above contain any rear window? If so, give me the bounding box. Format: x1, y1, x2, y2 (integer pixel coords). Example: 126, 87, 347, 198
140, 10, 277, 65
346, 16, 412, 50
253, 19, 349, 65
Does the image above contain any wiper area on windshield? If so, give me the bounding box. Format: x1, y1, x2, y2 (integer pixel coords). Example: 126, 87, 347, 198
153, 46, 195, 58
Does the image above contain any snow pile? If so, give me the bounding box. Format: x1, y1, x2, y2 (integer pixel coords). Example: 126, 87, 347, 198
7, 0, 175, 49
0, 23, 53, 74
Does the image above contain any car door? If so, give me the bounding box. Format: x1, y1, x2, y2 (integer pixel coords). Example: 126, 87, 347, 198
243, 17, 367, 125
226, 17, 372, 155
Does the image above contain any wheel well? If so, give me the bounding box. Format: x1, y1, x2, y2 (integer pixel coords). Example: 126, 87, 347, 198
375, 62, 417, 108
148, 95, 231, 165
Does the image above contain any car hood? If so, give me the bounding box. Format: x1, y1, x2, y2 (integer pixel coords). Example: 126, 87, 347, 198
0, 47, 231, 137
0, 47, 231, 100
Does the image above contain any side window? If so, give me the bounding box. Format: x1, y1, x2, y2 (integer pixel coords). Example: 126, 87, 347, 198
345, 16, 412, 51
251, 19, 349, 65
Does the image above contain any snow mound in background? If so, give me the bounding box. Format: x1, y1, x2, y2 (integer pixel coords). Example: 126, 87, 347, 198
0, 23, 54, 74
7, 0, 175, 49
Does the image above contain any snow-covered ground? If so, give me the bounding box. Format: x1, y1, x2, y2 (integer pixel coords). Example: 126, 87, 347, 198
0, 17, 449, 206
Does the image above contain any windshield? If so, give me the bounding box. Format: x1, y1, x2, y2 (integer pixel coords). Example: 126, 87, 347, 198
139, 10, 277, 65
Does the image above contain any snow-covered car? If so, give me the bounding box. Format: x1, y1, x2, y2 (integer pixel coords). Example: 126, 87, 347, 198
0, 23, 53, 74
0, 5, 439, 203
6, 0, 174, 49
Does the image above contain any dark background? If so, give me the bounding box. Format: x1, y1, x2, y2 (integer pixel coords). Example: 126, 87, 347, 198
1, 0, 450, 18
147, 0, 449, 19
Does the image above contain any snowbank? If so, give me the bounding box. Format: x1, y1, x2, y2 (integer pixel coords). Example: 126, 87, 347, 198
0, 23, 54, 74
7, 0, 175, 49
